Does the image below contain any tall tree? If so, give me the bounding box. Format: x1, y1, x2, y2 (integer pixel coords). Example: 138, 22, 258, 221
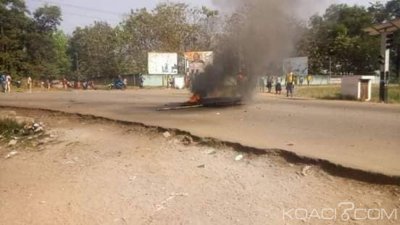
69, 22, 121, 79
300, 4, 379, 75
0, 0, 30, 77
26, 4, 63, 78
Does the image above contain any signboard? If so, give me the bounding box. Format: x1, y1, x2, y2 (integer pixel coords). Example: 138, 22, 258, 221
148, 52, 178, 75
283, 57, 308, 76
184, 51, 213, 75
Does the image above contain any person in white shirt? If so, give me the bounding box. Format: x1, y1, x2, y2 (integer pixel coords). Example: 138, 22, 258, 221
5, 74, 11, 93
27, 76, 32, 93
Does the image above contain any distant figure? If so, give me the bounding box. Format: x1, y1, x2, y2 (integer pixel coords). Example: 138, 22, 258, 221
123, 78, 128, 88
62, 77, 68, 89
169, 76, 175, 89
275, 78, 282, 95
5, 74, 12, 93
27, 76, 32, 93
0, 74, 5, 92
266, 76, 273, 93
306, 74, 313, 86
40, 81, 45, 90
299, 76, 304, 86
167, 75, 171, 88
286, 72, 294, 98
47, 79, 52, 90
139, 74, 144, 88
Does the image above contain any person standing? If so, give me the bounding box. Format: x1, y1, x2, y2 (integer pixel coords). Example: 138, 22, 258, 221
46, 79, 51, 90
275, 77, 282, 95
0, 74, 5, 93
5, 73, 12, 93
285, 72, 294, 97
27, 76, 32, 93
306, 74, 313, 86
266, 76, 273, 93
123, 78, 128, 88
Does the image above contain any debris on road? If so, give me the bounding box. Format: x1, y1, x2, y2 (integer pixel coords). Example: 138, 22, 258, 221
8, 139, 17, 146
204, 148, 216, 155
301, 166, 312, 176
163, 131, 171, 138
176, 135, 193, 145
155, 192, 189, 212
5, 151, 18, 159
235, 154, 244, 161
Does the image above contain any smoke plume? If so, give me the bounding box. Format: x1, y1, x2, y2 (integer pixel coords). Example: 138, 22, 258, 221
191, 0, 324, 99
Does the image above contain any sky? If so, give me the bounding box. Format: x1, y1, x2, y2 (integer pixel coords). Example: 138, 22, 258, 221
25, 0, 387, 34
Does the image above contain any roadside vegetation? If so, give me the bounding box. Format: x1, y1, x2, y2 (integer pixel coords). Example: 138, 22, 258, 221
2, 1, 400, 82
0, 118, 25, 139
295, 85, 400, 104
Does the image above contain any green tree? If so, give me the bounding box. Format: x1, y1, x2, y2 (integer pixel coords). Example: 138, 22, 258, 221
300, 4, 379, 74
0, 0, 30, 77
26, 4, 63, 78
69, 22, 121, 79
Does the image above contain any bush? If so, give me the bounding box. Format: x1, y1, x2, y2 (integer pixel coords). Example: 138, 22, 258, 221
0, 118, 25, 138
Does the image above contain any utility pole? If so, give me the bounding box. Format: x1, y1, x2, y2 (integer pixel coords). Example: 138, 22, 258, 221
379, 33, 389, 102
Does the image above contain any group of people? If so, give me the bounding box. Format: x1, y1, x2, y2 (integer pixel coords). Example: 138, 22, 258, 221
0, 73, 12, 93
260, 76, 284, 95
260, 72, 312, 97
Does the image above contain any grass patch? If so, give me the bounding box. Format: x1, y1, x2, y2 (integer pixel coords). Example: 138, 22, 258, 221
0, 118, 25, 139
371, 85, 400, 103
295, 85, 400, 103
295, 85, 341, 100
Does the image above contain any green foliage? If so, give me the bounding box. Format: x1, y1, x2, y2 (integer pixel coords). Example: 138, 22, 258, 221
33, 4, 62, 33
0, 118, 24, 138
3, 0, 400, 81
299, 4, 379, 75
68, 22, 122, 79
0, 1, 67, 80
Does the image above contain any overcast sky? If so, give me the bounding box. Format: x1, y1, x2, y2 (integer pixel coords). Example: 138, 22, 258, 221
25, 0, 386, 34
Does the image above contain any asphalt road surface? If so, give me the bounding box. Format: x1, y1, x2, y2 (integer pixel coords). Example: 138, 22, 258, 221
1, 89, 399, 176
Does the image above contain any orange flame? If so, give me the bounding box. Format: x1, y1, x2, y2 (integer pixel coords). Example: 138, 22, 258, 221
188, 94, 201, 104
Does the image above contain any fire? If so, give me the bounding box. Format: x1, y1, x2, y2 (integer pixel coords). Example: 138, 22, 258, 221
188, 94, 201, 104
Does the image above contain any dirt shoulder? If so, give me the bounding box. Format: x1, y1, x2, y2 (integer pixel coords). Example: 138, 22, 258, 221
0, 108, 399, 225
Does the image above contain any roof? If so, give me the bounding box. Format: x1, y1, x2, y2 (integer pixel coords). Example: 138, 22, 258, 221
364, 18, 400, 35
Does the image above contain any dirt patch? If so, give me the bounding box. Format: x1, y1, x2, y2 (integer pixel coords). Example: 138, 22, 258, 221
0, 108, 399, 225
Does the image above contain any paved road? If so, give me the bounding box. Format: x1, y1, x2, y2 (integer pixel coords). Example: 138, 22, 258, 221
1, 89, 399, 176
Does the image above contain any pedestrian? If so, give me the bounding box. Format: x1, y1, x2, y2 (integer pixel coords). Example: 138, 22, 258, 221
46, 79, 51, 90
306, 74, 313, 86
286, 72, 294, 97
123, 78, 128, 88
0, 73, 5, 93
27, 76, 32, 93
169, 76, 175, 89
139, 74, 144, 88
266, 76, 273, 93
62, 77, 68, 89
275, 77, 282, 95
5, 73, 12, 93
